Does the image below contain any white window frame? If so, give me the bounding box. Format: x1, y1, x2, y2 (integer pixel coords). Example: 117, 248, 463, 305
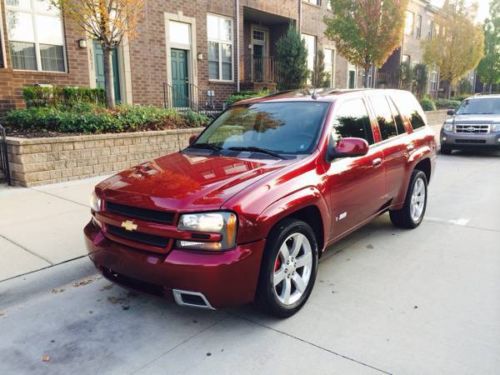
416, 14, 422, 39
301, 33, 316, 75
347, 63, 357, 89
4, 0, 67, 73
324, 47, 336, 87
207, 13, 234, 83
405, 11, 415, 36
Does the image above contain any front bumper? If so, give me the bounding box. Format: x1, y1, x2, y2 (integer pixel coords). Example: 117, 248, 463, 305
440, 130, 500, 149
84, 220, 265, 308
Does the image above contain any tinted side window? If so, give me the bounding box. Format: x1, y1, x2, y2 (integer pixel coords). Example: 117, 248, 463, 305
369, 95, 398, 140
387, 97, 406, 134
393, 92, 426, 130
332, 99, 374, 145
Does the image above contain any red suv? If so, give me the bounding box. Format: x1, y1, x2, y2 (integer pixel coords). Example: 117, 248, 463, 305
85, 89, 436, 317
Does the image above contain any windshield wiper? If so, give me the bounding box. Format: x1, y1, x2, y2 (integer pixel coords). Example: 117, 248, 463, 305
188, 143, 223, 152
228, 146, 285, 159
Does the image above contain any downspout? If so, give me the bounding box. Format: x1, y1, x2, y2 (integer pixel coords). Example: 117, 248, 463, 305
236, 0, 240, 92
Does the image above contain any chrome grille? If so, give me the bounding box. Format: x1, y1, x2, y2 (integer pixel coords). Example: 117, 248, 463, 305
455, 124, 490, 134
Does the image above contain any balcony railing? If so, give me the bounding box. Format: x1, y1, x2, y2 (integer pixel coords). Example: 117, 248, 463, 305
242, 55, 277, 83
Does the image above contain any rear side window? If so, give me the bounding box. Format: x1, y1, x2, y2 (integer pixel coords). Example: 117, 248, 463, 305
387, 97, 406, 134
332, 99, 374, 145
392, 92, 426, 130
369, 95, 398, 140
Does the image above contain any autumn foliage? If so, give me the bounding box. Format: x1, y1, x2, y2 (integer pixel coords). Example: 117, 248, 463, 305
324, 0, 409, 87
53, 0, 145, 107
423, 0, 484, 97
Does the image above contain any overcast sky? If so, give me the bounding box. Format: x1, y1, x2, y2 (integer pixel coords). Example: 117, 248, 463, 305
431, 0, 490, 22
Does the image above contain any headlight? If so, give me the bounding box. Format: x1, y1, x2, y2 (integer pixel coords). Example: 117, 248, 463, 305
90, 190, 102, 212
492, 124, 500, 132
443, 123, 453, 132
177, 212, 237, 251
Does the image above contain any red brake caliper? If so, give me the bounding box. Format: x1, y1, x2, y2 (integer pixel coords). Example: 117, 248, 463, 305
274, 256, 281, 271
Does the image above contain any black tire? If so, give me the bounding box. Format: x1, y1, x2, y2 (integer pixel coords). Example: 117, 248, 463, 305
390, 170, 428, 229
256, 218, 319, 318
440, 146, 452, 155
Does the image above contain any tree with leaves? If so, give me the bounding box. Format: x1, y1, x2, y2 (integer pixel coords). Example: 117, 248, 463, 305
324, 0, 409, 88
275, 27, 309, 90
53, 0, 144, 107
423, 0, 484, 98
477, 0, 500, 94
311, 49, 331, 88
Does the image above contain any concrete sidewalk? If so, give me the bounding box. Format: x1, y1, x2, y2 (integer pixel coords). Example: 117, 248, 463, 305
0, 175, 108, 281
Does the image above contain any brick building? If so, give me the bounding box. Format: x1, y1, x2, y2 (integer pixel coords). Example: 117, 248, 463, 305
377, 0, 440, 97
0, 0, 361, 113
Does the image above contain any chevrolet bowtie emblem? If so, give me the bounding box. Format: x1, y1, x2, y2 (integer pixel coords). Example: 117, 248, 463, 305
121, 220, 138, 231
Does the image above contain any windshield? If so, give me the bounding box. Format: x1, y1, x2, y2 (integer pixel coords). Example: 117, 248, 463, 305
456, 98, 500, 115
194, 102, 330, 155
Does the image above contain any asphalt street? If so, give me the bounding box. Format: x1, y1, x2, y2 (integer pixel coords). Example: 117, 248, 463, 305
1, 149, 499, 375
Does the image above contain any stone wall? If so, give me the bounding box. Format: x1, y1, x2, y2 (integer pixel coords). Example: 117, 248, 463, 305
6, 128, 203, 187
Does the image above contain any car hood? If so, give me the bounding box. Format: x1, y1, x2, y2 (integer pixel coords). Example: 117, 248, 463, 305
96, 151, 290, 212
452, 114, 500, 124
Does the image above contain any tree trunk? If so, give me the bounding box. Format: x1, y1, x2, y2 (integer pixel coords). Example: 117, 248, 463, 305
103, 46, 115, 108
364, 65, 370, 88
447, 82, 452, 99
489, 83, 493, 94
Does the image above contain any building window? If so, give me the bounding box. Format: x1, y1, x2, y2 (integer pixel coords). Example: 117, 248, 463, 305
428, 20, 435, 39
303, 0, 320, 5
327, 0, 332, 10
430, 70, 438, 92
301, 33, 316, 77
324, 48, 335, 87
5, 0, 65, 72
169, 21, 190, 45
404, 11, 414, 36
207, 14, 233, 81
416, 15, 422, 39
402, 54, 411, 65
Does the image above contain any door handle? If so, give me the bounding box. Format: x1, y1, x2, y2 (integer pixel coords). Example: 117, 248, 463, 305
372, 157, 383, 167
406, 144, 415, 152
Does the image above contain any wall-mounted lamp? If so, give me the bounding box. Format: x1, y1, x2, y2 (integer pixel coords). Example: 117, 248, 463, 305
197, 53, 203, 60
78, 39, 87, 49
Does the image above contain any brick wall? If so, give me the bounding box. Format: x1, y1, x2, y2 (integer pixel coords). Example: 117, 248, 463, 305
6, 128, 203, 186
0, 9, 90, 113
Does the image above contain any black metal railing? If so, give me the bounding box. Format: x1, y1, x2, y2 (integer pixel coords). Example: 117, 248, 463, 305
0, 124, 12, 185
242, 55, 277, 83
163, 82, 224, 119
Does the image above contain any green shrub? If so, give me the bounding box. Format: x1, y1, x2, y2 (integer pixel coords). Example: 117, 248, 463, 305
435, 99, 461, 110
5, 105, 209, 135
183, 110, 210, 127
451, 95, 470, 102
225, 90, 269, 105
22, 86, 105, 108
420, 96, 436, 111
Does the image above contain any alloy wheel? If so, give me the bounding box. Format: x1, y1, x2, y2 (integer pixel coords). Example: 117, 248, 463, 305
410, 177, 426, 222
273, 233, 313, 306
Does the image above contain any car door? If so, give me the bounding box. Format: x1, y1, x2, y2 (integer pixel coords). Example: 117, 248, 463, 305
367, 93, 409, 200
325, 97, 386, 240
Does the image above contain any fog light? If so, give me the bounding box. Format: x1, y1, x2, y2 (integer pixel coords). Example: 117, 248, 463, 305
176, 240, 222, 251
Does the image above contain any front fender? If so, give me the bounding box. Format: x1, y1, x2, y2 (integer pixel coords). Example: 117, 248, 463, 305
252, 186, 330, 248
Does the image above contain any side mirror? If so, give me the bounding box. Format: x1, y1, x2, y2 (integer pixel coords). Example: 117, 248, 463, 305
447, 109, 455, 116
327, 137, 369, 161
188, 134, 198, 145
